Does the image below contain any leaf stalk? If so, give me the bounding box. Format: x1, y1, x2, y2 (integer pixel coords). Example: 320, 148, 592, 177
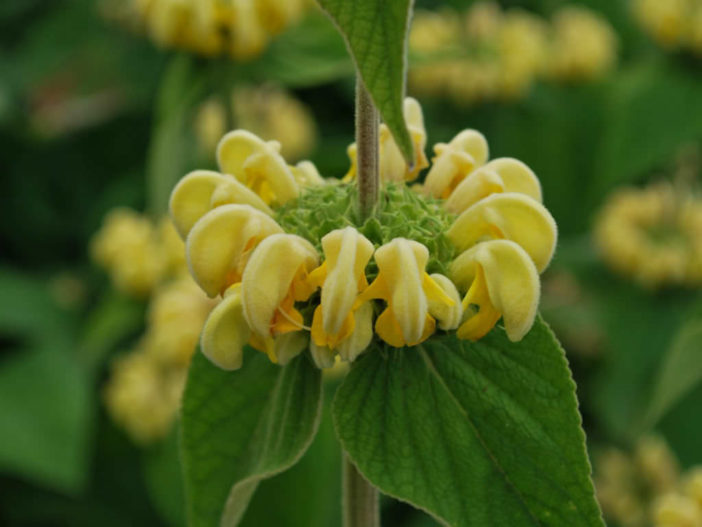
355, 77, 380, 220
343, 454, 380, 527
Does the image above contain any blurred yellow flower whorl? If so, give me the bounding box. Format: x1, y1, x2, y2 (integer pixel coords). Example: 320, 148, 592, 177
632, 0, 702, 55
408, 2, 618, 105
595, 182, 702, 289
103, 0, 312, 59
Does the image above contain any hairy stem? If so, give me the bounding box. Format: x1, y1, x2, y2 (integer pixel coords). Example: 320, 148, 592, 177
355, 77, 379, 220
343, 454, 380, 527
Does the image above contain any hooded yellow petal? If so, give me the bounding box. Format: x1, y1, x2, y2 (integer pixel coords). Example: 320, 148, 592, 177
216, 130, 267, 177
186, 204, 283, 297
378, 97, 429, 183
320, 227, 374, 336
242, 150, 299, 204
216, 129, 298, 205
486, 158, 542, 202
291, 160, 325, 187
450, 239, 540, 342
373, 238, 429, 345
447, 192, 557, 272
241, 233, 319, 338
209, 177, 273, 214
423, 129, 489, 198
169, 170, 228, 239
446, 157, 542, 214
200, 284, 249, 370
337, 301, 374, 362
426, 273, 463, 330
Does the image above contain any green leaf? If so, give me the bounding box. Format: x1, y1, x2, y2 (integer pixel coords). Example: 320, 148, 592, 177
0, 347, 93, 494
143, 425, 186, 527
241, 382, 342, 527
146, 55, 207, 216
77, 292, 144, 371
334, 318, 603, 527
180, 350, 322, 527
644, 319, 702, 428
317, 0, 415, 162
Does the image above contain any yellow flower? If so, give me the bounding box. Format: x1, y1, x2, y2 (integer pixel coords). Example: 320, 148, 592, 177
423, 129, 489, 199
216, 130, 299, 205
241, 233, 319, 360
106, 0, 310, 59
547, 6, 618, 81
450, 239, 540, 341
444, 157, 542, 215
358, 238, 457, 347
447, 192, 557, 272
654, 493, 701, 527
104, 349, 186, 444
91, 208, 187, 297
595, 182, 702, 288
310, 302, 374, 368
308, 227, 374, 349
346, 97, 429, 183
186, 204, 283, 297
231, 84, 318, 161
169, 169, 272, 238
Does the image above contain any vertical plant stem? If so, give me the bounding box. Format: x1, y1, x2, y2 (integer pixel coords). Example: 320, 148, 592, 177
343, 454, 380, 527
355, 76, 379, 220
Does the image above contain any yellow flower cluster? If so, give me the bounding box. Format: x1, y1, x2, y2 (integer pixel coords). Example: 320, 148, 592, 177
170, 98, 557, 370
91, 209, 185, 297
104, 276, 216, 443
104, 0, 311, 59
595, 436, 702, 527
195, 84, 317, 161
632, 0, 702, 55
595, 182, 702, 289
408, 2, 617, 104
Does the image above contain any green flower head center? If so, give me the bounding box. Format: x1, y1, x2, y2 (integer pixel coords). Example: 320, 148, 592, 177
274, 182, 457, 280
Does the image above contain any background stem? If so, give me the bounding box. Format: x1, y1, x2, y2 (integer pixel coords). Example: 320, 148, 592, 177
343, 454, 380, 527
355, 76, 379, 220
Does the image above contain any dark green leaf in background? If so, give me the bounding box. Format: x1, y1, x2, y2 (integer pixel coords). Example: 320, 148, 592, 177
317, 0, 415, 162
645, 318, 702, 428
0, 347, 93, 494
180, 350, 322, 527
334, 318, 603, 527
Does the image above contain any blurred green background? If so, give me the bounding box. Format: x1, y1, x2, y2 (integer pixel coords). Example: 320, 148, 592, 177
1, 0, 701, 525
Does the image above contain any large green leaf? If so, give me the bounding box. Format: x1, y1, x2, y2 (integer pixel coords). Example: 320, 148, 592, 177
0, 347, 93, 494
317, 0, 414, 162
180, 349, 322, 527
334, 318, 603, 527
644, 319, 702, 428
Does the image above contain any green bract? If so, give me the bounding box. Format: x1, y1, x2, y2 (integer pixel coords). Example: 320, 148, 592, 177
275, 183, 456, 277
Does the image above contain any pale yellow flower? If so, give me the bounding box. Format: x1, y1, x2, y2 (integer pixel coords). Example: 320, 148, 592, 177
308, 227, 374, 349
547, 6, 618, 81
346, 98, 429, 184
423, 129, 489, 199
91, 208, 186, 297
217, 130, 299, 205
447, 193, 557, 272
450, 239, 540, 341
186, 204, 283, 297
108, 0, 310, 59
445, 157, 542, 214
357, 238, 457, 347
241, 233, 318, 360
